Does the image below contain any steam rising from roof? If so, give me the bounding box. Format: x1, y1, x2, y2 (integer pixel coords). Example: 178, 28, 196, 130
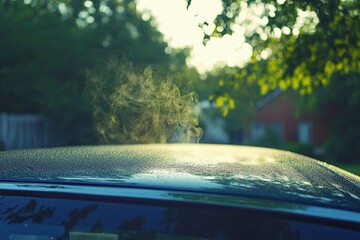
86, 58, 202, 144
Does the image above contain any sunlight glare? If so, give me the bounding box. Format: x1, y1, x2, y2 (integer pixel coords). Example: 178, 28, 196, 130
84, 1, 93, 8
137, 0, 253, 73
137, 0, 203, 48
189, 34, 253, 74
187, 0, 223, 23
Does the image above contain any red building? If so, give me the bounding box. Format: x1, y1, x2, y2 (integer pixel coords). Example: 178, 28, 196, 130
250, 90, 334, 149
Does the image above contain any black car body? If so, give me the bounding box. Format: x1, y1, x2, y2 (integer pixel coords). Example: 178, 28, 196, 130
1, 144, 360, 239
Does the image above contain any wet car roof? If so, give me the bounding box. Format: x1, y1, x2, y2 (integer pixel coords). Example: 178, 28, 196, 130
1, 144, 360, 212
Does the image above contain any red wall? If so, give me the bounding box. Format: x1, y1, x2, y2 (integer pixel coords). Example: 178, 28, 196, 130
254, 92, 331, 146
255, 93, 298, 142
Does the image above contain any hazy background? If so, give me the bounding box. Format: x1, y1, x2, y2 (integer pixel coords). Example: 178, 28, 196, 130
0, 0, 359, 173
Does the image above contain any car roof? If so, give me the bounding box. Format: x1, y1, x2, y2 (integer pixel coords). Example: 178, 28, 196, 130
1, 144, 360, 212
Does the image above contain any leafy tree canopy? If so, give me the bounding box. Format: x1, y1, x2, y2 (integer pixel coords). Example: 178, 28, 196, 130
188, 0, 359, 162
0, 0, 189, 145
189, 0, 359, 95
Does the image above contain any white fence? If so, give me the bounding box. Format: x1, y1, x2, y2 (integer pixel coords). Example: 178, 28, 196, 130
0, 113, 50, 150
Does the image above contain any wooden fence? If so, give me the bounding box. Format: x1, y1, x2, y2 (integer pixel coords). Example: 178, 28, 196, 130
0, 113, 50, 151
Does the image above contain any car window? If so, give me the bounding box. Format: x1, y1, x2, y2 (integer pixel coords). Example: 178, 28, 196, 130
1, 193, 359, 240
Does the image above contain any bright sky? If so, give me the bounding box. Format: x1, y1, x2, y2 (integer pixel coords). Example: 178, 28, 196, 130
137, 0, 253, 74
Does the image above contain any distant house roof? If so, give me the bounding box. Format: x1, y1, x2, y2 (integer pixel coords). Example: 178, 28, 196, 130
256, 89, 283, 110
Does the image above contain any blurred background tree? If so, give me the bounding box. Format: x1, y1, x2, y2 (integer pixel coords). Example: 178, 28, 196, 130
192, 0, 359, 93
188, 0, 359, 163
0, 0, 190, 146
1, 0, 359, 166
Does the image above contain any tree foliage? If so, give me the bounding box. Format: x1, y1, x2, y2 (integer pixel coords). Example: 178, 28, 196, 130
0, 0, 189, 145
190, 0, 359, 94
188, 0, 359, 161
